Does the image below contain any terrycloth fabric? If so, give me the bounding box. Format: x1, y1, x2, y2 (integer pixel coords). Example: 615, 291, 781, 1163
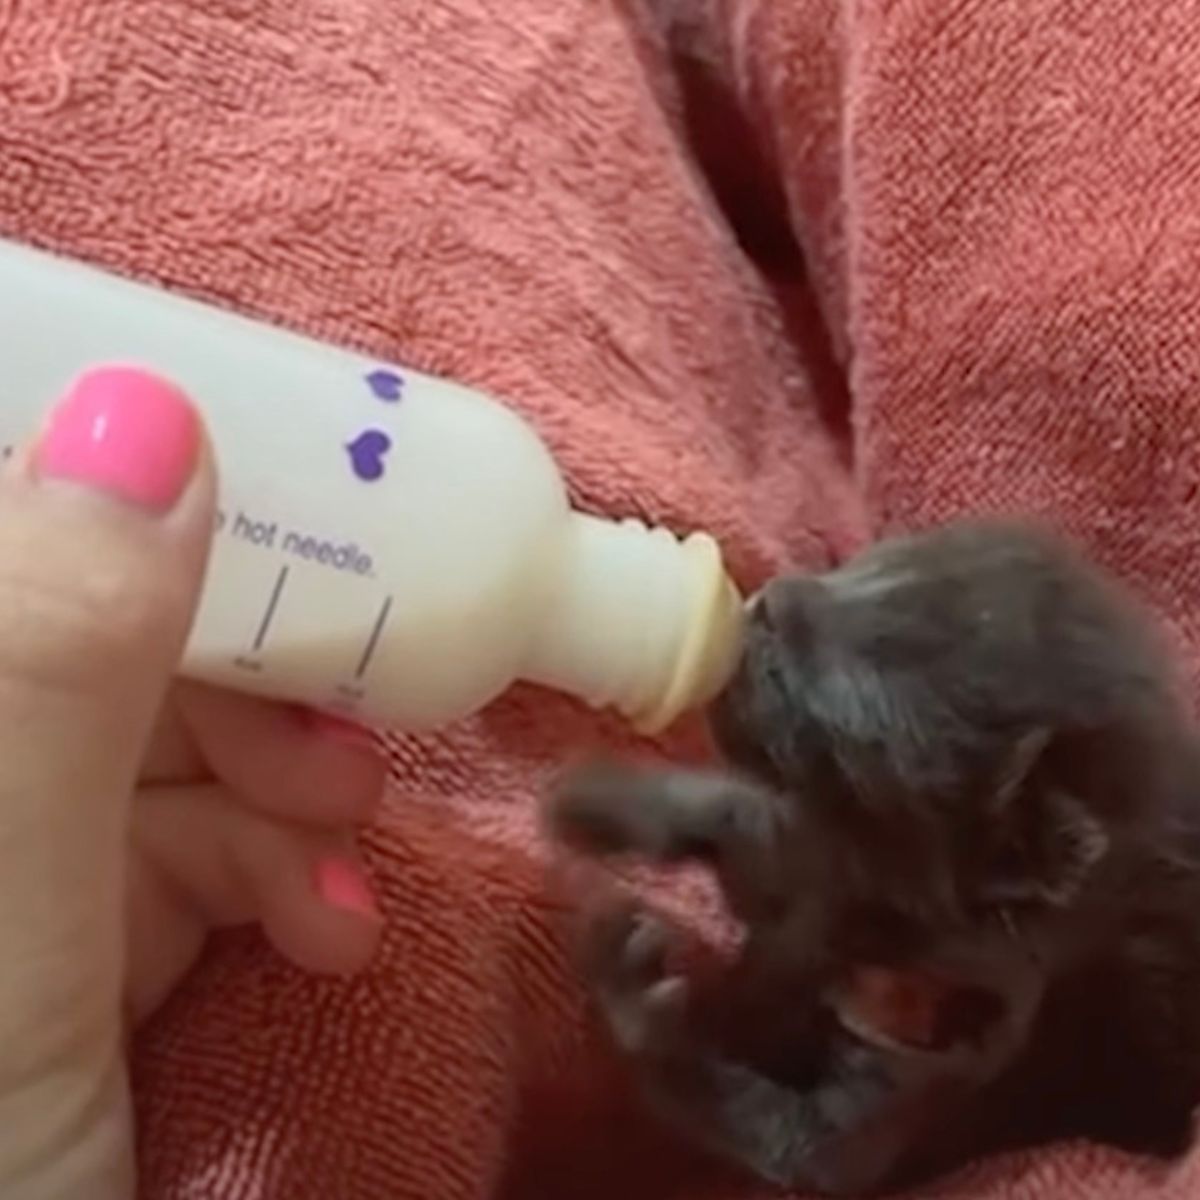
2, 1, 1200, 1197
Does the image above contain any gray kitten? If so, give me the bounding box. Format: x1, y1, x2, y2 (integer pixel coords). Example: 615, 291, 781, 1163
546, 518, 1200, 1195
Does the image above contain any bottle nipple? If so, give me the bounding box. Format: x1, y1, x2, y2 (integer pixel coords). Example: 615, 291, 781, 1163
630, 533, 745, 733
520, 512, 746, 733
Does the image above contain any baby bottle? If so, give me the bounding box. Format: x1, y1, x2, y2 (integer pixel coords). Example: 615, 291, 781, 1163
0, 238, 744, 733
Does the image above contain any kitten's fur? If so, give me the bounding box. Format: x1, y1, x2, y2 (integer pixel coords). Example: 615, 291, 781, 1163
546, 518, 1200, 1195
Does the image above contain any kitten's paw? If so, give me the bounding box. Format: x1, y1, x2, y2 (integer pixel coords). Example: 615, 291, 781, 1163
585, 902, 689, 1057
544, 760, 664, 858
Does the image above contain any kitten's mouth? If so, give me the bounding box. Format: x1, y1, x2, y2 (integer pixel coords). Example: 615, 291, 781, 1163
705, 591, 783, 777
707, 681, 752, 764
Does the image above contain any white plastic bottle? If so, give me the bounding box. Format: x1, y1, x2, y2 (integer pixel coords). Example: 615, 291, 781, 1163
0, 238, 744, 733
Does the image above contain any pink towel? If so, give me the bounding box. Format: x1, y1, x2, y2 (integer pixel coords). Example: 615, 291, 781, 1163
2, 1, 1199, 1196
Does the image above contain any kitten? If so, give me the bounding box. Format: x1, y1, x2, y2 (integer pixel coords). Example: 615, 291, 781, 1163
545, 518, 1200, 1195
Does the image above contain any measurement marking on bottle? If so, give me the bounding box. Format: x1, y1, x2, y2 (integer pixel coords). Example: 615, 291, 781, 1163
253, 566, 290, 652
355, 596, 393, 679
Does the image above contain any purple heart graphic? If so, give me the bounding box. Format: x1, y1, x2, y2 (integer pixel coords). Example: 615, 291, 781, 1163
365, 368, 405, 402
346, 429, 392, 482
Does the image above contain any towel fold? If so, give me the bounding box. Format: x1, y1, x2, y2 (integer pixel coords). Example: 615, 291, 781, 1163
2, 1, 1198, 1196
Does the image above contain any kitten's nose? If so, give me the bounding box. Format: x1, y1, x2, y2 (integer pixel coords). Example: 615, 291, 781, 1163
745, 585, 781, 632
749, 576, 822, 641
746, 579, 780, 634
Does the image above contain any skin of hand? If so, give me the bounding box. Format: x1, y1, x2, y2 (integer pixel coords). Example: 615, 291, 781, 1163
128, 681, 387, 1023
0, 366, 385, 1199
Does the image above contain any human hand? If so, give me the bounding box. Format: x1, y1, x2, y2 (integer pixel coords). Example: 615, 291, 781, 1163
0, 366, 384, 1197
128, 679, 387, 1022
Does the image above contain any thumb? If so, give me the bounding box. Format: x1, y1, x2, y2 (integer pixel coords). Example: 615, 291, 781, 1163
0, 366, 214, 1198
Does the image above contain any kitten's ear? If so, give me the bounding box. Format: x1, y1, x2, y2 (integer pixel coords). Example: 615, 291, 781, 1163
983, 788, 1109, 909
988, 728, 1053, 813
983, 730, 1109, 908
1034, 791, 1110, 905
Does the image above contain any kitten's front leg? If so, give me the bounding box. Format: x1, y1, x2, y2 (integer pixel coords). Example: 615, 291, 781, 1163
547, 762, 789, 922
586, 904, 1020, 1197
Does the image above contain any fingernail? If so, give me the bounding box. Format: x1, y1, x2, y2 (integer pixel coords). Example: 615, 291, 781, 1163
314, 857, 382, 921
36, 366, 199, 512
301, 708, 379, 754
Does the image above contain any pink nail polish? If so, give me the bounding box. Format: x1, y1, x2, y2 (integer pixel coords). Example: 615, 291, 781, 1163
314, 857, 382, 921
37, 366, 199, 512
301, 708, 379, 753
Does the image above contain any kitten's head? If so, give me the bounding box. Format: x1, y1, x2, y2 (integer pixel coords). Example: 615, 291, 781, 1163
709, 518, 1177, 961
